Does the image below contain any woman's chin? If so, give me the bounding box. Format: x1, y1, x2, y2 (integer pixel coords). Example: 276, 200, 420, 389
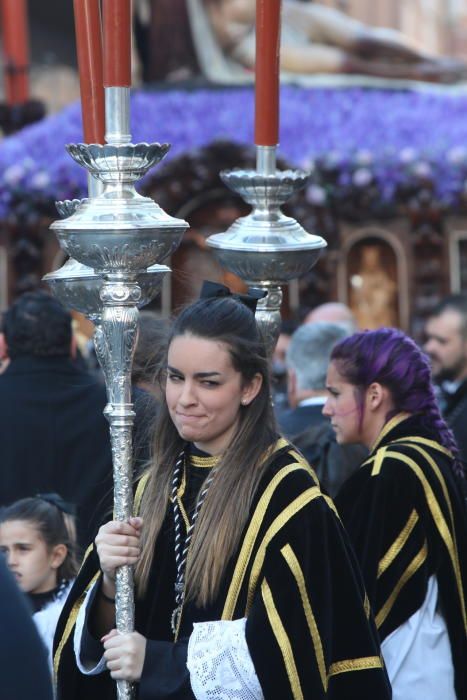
177, 425, 201, 442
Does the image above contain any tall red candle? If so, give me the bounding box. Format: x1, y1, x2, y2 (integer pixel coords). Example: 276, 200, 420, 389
73, 0, 105, 144
102, 0, 132, 87
0, 0, 30, 105
255, 0, 281, 147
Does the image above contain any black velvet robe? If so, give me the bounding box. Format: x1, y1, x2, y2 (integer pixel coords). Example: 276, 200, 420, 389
335, 413, 467, 699
54, 439, 391, 699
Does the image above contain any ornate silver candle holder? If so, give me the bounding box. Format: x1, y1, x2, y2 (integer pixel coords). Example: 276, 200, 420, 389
49, 140, 187, 700
207, 148, 327, 353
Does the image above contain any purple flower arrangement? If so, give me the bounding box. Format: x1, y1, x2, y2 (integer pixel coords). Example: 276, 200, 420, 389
2, 85, 467, 219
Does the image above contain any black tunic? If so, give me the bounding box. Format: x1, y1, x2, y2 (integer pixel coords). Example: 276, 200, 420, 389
0, 560, 53, 700
54, 439, 391, 699
335, 413, 467, 699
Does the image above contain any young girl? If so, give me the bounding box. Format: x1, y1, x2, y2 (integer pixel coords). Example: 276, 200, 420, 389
323, 328, 467, 700
0, 494, 79, 671
55, 283, 391, 700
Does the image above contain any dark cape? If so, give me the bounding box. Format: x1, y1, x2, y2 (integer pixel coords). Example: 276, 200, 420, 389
335, 413, 467, 699
0, 355, 156, 548
0, 559, 53, 700
54, 439, 391, 700
441, 377, 467, 466
0, 355, 113, 548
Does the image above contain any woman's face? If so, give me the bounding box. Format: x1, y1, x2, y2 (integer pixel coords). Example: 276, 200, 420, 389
322, 362, 363, 444
0, 520, 58, 594
166, 334, 262, 455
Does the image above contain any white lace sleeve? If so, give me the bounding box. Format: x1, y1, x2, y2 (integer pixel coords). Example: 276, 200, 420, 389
73, 581, 107, 675
187, 618, 264, 700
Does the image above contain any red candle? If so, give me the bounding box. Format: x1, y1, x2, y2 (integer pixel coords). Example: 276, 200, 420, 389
102, 0, 132, 87
73, 0, 105, 144
0, 0, 30, 105
255, 0, 282, 146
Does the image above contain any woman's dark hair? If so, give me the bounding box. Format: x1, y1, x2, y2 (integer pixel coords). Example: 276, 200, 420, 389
2, 291, 72, 359
0, 496, 79, 581
131, 311, 170, 386
137, 295, 278, 604
331, 328, 465, 479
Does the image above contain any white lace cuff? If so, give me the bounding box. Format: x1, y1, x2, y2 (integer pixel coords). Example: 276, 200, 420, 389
187, 618, 264, 700
73, 581, 107, 675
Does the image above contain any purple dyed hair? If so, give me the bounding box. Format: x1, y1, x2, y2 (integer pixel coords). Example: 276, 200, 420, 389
331, 327, 465, 479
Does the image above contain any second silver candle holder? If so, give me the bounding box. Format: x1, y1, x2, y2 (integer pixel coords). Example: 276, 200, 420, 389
207, 147, 327, 353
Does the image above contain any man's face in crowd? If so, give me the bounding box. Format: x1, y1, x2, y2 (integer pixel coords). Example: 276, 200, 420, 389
424, 309, 467, 383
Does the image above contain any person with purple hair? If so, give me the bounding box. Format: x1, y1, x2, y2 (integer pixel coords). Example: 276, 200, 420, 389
323, 327, 467, 700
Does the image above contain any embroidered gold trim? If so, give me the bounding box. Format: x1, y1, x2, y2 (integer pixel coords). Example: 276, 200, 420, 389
222, 460, 312, 619
403, 442, 460, 575
377, 509, 419, 579
375, 540, 428, 628
391, 436, 452, 458
385, 450, 467, 630
246, 487, 322, 613
189, 454, 220, 468
288, 448, 319, 485
323, 495, 340, 519
261, 578, 304, 700
281, 544, 327, 691
53, 570, 100, 681
371, 447, 387, 476
328, 656, 383, 677
134, 471, 151, 515
273, 437, 291, 454
370, 413, 411, 453
403, 443, 456, 535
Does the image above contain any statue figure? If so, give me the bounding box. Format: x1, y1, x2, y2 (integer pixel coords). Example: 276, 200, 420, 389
186, 0, 466, 84
349, 244, 398, 330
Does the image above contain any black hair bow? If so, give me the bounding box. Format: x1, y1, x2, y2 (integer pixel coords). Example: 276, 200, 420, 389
36, 493, 77, 517
200, 280, 267, 313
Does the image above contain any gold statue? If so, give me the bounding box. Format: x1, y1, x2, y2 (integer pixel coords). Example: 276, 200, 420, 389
349, 244, 398, 330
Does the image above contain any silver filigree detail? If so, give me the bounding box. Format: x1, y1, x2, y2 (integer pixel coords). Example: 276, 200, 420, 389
66, 142, 170, 183
255, 287, 283, 356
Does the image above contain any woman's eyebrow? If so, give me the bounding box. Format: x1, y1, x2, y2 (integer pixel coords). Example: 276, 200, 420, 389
167, 367, 221, 378
10, 541, 33, 546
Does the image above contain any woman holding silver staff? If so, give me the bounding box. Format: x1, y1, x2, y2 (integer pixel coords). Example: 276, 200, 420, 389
54, 282, 391, 700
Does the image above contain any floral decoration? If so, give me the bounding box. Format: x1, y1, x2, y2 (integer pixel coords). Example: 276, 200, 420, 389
2, 85, 467, 222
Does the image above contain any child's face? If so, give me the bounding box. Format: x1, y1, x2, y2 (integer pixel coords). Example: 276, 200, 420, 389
0, 520, 59, 594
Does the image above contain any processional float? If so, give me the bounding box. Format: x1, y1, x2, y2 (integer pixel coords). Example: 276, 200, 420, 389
45, 1, 326, 698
